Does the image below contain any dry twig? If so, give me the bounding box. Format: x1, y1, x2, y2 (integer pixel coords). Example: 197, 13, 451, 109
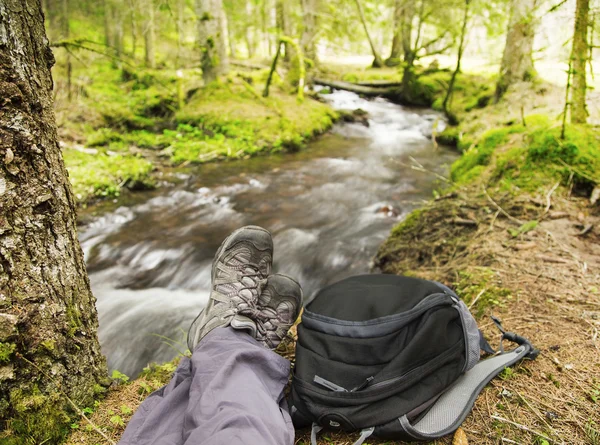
491, 415, 555, 444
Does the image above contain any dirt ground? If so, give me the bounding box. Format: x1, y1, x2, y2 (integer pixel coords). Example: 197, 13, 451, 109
370, 189, 600, 445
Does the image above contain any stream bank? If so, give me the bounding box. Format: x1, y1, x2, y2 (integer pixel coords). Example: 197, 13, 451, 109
57, 63, 337, 206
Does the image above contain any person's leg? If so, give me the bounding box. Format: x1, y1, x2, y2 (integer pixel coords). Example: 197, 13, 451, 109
183, 327, 293, 445
118, 226, 302, 445
118, 327, 293, 445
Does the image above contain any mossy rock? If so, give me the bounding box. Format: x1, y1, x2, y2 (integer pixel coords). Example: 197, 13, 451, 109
437, 127, 460, 148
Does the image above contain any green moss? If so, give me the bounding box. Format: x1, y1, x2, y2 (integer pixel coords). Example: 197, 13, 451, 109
489, 120, 600, 192
4, 386, 72, 445
0, 342, 16, 363
390, 208, 425, 238
40, 340, 56, 352
172, 81, 336, 164
437, 127, 460, 147
451, 126, 518, 183
64, 149, 155, 203
455, 268, 512, 317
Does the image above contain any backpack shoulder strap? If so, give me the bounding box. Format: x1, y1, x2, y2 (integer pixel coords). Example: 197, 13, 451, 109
398, 329, 538, 441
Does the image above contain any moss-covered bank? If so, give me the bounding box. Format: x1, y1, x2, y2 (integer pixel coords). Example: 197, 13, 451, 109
56, 63, 337, 205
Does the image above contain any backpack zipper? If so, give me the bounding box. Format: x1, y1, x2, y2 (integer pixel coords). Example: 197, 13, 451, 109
313, 375, 375, 392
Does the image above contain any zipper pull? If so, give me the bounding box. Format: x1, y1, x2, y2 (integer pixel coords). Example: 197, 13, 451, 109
313, 375, 348, 392
351, 376, 374, 392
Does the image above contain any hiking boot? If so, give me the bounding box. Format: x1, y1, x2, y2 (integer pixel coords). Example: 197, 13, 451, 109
236, 274, 303, 350
187, 225, 273, 351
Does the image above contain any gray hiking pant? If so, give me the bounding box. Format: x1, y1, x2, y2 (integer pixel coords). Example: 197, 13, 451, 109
118, 327, 295, 445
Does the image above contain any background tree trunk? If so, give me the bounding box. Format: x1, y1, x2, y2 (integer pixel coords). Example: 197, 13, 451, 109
62, 0, 72, 100
276, 0, 293, 62
0, 0, 108, 440
570, 0, 590, 124
104, 0, 113, 48
386, 0, 403, 66
353, 0, 383, 68
401, 0, 414, 63
495, 0, 538, 100
443, 0, 471, 123
129, 0, 138, 57
300, 0, 318, 63
196, 0, 229, 84
113, 3, 124, 63
177, 0, 186, 67
245, 0, 255, 58
144, 0, 156, 68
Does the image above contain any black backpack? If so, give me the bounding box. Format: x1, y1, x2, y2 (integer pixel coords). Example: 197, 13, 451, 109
289, 274, 538, 444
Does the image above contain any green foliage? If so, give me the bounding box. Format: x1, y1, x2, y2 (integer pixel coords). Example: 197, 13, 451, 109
499, 367, 514, 380
109, 415, 125, 427
508, 220, 538, 238
111, 370, 130, 384
0, 342, 16, 363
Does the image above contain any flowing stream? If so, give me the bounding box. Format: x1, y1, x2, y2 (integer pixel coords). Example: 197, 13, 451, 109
79, 90, 458, 377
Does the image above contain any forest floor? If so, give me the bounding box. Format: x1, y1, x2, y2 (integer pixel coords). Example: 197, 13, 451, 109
63, 67, 600, 445
54, 62, 337, 206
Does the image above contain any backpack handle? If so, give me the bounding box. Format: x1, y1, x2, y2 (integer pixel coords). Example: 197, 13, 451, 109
398, 343, 533, 440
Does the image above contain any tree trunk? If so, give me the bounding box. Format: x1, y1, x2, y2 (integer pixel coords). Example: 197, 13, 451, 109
353, 0, 383, 68
62, 0, 72, 100
401, 0, 414, 62
442, 0, 470, 124
276, 0, 293, 61
129, 0, 138, 57
300, 0, 318, 63
0, 0, 108, 441
144, 0, 156, 68
495, 0, 538, 100
245, 0, 255, 58
113, 2, 124, 61
570, 0, 590, 124
196, 0, 229, 84
386, 0, 403, 66
177, 0, 186, 67
104, 0, 113, 48
225, 7, 237, 59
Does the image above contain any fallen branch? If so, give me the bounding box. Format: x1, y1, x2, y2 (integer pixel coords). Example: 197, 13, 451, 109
536, 254, 570, 264
544, 181, 561, 214
452, 217, 478, 226
355, 80, 403, 87
230, 60, 268, 70
484, 188, 524, 225
313, 78, 398, 98
468, 288, 486, 310
576, 224, 593, 236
